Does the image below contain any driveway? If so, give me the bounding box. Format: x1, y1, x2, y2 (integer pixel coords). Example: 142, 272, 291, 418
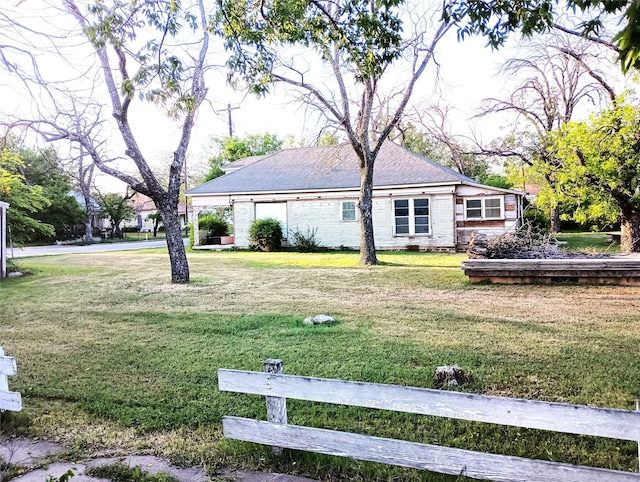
8, 238, 189, 258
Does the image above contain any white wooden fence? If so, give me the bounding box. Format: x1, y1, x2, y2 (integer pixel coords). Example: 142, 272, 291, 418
0, 347, 22, 412
218, 359, 640, 482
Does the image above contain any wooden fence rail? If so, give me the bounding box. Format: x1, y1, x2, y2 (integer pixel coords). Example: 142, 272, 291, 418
218, 359, 640, 482
0, 347, 22, 412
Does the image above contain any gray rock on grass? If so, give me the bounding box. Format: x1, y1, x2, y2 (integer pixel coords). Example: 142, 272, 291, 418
303, 315, 335, 325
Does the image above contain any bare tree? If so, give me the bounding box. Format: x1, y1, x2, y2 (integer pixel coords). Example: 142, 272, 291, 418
2, 0, 211, 283
219, 0, 451, 264
476, 34, 617, 232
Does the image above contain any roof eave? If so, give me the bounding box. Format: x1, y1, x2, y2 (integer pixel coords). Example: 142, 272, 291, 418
187, 181, 464, 198
460, 181, 527, 196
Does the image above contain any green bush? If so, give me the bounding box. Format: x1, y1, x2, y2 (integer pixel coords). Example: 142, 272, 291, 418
188, 223, 194, 247
249, 218, 283, 252
198, 213, 230, 236
524, 206, 550, 230
289, 226, 322, 253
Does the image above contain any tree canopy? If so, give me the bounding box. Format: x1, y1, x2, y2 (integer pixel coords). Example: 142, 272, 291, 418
97, 192, 136, 239
205, 133, 283, 181
17, 146, 86, 241
217, 0, 450, 264
551, 99, 640, 251
0, 149, 55, 245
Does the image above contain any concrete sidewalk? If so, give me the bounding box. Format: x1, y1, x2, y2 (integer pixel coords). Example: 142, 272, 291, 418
1, 436, 317, 482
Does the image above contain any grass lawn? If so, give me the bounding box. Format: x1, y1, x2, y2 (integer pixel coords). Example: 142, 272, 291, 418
1, 249, 639, 481
556, 231, 620, 253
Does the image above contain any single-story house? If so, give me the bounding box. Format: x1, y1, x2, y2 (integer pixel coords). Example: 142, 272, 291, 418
1, 201, 7, 279
187, 142, 525, 251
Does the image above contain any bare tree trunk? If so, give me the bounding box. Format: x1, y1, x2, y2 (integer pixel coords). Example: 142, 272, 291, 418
359, 160, 377, 265
81, 181, 94, 242
549, 205, 561, 234
159, 206, 189, 283
83, 219, 92, 242
620, 211, 640, 253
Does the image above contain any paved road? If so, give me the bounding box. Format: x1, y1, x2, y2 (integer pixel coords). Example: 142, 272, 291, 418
8, 238, 188, 258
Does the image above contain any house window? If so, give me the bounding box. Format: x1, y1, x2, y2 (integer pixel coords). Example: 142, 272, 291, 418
465, 197, 504, 220
393, 198, 430, 236
341, 201, 357, 221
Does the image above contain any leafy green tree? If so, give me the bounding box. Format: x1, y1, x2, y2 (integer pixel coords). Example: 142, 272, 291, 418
0, 149, 55, 244
147, 212, 162, 238
205, 133, 283, 181
17, 147, 85, 241
474, 36, 616, 232
551, 100, 640, 252
97, 192, 136, 239
217, 0, 451, 264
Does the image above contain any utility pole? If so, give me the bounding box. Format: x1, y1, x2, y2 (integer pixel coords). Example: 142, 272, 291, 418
217, 103, 240, 137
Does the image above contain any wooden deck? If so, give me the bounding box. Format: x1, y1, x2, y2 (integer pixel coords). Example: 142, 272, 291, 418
462, 257, 640, 285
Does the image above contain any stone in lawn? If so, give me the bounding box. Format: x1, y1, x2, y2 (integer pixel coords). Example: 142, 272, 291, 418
434, 365, 468, 388
303, 315, 335, 326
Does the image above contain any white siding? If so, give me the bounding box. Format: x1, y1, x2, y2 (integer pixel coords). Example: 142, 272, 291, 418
455, 186, 522, 246
286, 194, 456, 250
233, 202, 255, 248
189, 183, 516, 251
373, 195, 455, 250
288, 200, 360, 248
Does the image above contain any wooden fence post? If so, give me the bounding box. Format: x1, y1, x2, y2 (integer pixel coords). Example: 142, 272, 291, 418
0, 347, 7, 392
264, 359, 287, 455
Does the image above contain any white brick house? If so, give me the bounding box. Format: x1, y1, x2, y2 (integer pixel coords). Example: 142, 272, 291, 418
187, 142, 525, 251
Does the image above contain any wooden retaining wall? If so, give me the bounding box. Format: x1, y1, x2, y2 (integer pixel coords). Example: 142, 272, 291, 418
219, 359, 640, 482
462, 258, 640, 285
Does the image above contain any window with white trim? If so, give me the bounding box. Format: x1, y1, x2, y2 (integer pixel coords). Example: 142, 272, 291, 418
393, 198, 430, 236
465, 196, 504, 220
341, 201, 357, 221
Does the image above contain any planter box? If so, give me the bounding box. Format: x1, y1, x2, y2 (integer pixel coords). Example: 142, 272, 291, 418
462, 257, 640, 285
207, 235, 234, 245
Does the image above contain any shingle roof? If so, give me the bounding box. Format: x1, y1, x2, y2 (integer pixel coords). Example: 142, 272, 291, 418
187, 141, 479, 195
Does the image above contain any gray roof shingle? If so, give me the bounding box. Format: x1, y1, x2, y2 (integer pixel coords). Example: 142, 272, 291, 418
188, 141, 479, 195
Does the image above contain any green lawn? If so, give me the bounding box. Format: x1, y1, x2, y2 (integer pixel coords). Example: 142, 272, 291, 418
1, 250, 639, 481
556, 231, 620, 253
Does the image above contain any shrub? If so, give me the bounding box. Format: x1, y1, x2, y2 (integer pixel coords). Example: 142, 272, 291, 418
249, 218, 283, 252
198, 213, 230, 236
187, 223, 194, 247
289, 226, 322, 252
523, 206, 550, 230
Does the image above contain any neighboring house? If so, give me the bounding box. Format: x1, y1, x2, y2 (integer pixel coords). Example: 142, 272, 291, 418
68, 191, 108, 233
187, 142, 525, 251
1, 201, 7, 279
126, 193, 156, 232
124, 193, 193, 232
